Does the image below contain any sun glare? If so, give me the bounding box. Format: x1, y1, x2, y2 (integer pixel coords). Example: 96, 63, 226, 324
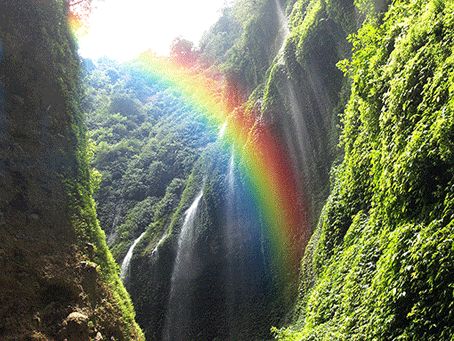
77, 0, 227, 60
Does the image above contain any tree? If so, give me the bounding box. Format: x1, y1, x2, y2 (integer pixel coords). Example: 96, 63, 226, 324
169, 36, 197, 66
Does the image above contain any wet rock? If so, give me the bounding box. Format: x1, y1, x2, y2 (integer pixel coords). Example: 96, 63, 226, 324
59, 312, 90, 341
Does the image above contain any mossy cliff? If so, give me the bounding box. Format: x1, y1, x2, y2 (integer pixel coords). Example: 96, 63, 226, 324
201, 0, 454, 339
260, 0, 353, 222
0, 1, 144, 340
203, 0, 355, 227
276, 0, 454, 339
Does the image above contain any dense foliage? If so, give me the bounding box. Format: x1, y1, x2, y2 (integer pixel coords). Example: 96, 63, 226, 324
276, 0, 454, 339
87, 0, 350, 339
82, 57, 215, 259
83, 56, 230, 339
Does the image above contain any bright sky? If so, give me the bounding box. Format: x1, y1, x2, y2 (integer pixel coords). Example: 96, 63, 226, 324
78, 0, 228, 60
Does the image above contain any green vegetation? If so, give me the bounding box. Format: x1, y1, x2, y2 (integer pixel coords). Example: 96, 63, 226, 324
262, 0, 351, 222
0, 1, 143, 339
199, 6, 243, 65
276, 0, 454, 339
83, 56, 226, 339
222, 0, 288, 102
85, 0, 352, 339
12, 0, 448, 339
189, 0, 454, 339
82, 57, 215, 260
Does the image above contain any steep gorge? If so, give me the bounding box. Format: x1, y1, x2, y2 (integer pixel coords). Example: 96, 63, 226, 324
91, 0, 454, 340
3, 0, 454, 340
86, 0, 353, 339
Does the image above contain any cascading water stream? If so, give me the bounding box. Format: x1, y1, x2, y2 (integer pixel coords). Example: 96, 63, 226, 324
163, 187, 204, 341
282, 59, 333, 194
150, 232, 168, 261
275, 0, 289, 36
275, 0, 290, 54
225, 147, 238, 337
222, 146, 273, 338
219, 121, 227, 139
158, 121, 281, 339
121, 231, 146, 281
228, 146, 235, 193
225, 146, 237, 255
285, 80, 311, 175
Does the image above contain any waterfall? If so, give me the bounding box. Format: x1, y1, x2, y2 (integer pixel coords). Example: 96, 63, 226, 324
174, 189, 204, 265
228, 147, 235, 193
226, 147, 237, 254
275, 0, 289, 36
219, 121, 227, 139
150, 232, 168, 261
163, 187, 204, 341
275, 0, 290, 61
225, 147, 237, 336
222, 145, 274, 338
120, 231, 146, 281
107, 197, 124, 245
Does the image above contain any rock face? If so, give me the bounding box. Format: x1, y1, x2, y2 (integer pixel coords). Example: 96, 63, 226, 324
58, 312, 90, 341
0, 1, 144, 340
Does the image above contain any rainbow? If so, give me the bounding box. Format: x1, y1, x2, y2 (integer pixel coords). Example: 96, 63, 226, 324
68, 6, 90, 39
69, 12, 309, 283
131, 52, 310, 282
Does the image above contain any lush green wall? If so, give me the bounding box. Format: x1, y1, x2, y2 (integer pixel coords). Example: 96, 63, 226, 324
83, 57, 222, 340
276, 0, 454, 339
260, 0, 353, 225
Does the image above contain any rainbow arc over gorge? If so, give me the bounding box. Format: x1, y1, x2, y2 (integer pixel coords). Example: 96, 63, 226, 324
71, 16, 310, 283
137, 52, 309, 283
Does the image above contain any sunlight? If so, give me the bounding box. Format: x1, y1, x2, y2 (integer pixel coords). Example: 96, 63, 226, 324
78, 0, 228, 60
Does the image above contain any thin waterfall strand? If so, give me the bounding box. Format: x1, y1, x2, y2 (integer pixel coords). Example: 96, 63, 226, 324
163, 187, 204, 341
121, 231, 146, 280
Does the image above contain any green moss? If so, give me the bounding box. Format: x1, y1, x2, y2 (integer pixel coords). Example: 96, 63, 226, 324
261, 0, 351, 228
223, 0, 288, 97
280, 0, 454, 339
0, 0, 144, 339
